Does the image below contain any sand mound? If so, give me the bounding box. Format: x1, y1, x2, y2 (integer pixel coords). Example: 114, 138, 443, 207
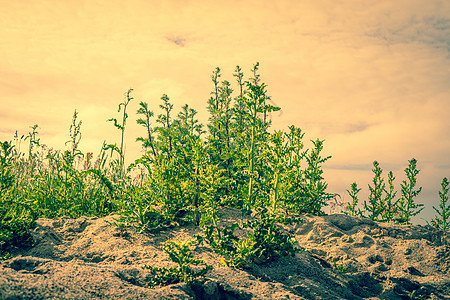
1, 209, 449, 299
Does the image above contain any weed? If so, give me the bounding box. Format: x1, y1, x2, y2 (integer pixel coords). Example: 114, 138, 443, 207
365, 161, 385, 221
107, 89, 133, 175
381, 171, 397, 222
4, 63, 445, 274
428, 177, 449, 231
228, 213, 302, 269
0, 141, 15, 192
143, 239, 212, 287
395, 158, 424, 225
345, 182, 362, 217
347, 159, 428, 225
333, 261, 349, 273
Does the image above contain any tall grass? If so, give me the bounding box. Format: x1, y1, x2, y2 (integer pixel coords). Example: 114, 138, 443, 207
1, 63, 448, 266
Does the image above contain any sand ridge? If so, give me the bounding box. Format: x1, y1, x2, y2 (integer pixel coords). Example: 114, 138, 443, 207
1, 209, 449, 299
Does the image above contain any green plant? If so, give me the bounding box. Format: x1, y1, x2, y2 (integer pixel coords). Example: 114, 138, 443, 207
24, 124, 40, 160
395, 158, 424, 224
198, 223, 239, 255
143, 239, 211, 287
429, 177, 449, 231
301, 139, 333, 215
107, 89, 133, 175
345, 182, 362, 216
65, 110, 83, 161
197, 164, 238, 253
136, 101, 158, 158
0, 141, 15, 192
333, 261, 349, 273
380, 171, 397, 222
1, 63, 338, 263
228, 213, 301, 268
0, 215, 35, 257
237, 63, 281, 213
407, 289, 428, 300
364, 161, 385, 221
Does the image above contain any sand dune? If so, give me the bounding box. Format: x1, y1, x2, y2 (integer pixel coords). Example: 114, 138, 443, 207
1, 209, 449, 299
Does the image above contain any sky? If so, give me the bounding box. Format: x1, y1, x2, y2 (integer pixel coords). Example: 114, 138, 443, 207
1, 0, 449, 224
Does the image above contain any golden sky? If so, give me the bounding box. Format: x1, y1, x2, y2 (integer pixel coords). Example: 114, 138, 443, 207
1, 0, 449, 223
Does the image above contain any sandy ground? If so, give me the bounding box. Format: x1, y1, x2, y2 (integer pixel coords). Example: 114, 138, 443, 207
1, 208, 449, 299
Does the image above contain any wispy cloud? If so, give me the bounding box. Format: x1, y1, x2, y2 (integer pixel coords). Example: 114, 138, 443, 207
166, 35, 187, 47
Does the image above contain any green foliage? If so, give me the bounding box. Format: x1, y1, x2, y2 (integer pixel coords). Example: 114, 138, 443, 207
395, 158, 424, 225
198, 223, 239, 255
333, 261, 349, 273
0, 139, 35, 256
2, 62, 448, 286
381, 171, 397, 222
429, 177, 449, 231
228, 213, 302, 269
347, 159, 426, 225
345, 182, 362, 217
25, 124, 40, 160
2, 63, 336, 266
365, 161, 385, 221
143, 239, 212, 287
0, 141, 15, 192
0, 214, 34, 257
107, 88, 133, 175
301, 139, 333, 215
344, 182, 362, 216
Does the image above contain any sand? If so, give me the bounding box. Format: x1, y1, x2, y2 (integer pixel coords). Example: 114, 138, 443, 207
1, 208, 449, 299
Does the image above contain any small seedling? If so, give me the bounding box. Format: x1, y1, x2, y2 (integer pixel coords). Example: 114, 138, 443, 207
333, 261, 349, 273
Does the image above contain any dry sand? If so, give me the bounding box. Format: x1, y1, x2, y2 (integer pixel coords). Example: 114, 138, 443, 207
1, 208, 449, 299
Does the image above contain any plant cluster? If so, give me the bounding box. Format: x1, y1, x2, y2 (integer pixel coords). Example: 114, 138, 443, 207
343, 159, 449, 227
197, 208, 302, 269
1, 62, 447, 270
344, 159, 423, 224
1, 64, 330, 263
0, 112, 128, 257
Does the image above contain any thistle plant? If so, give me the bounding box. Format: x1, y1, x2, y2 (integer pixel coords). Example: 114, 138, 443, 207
197, 164, 238, 254
395, 158, 424, 224
65, 110, 83, 160
136, 101, 158, 159
143, 239, 211, 287
345, 182, 362, 216
229, 213, 301, 269
302, 139, 333, 215
107, 89, 133, 175
24, 124, 40, 160
429, 177, 449, 231
365, 161, 385, 221
240, 65, 280, 213
277, 126, 307, 215
232, 65, 246, 137
156, 94, 174, 156
264, 130, 288, 214
1, 141, 35, 258
2, 63, 338, 267
381, 171, 397, 222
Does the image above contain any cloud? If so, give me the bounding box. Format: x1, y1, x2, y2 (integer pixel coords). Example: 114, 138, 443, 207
324, 164, 371, 171
166, 35, 187, 47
